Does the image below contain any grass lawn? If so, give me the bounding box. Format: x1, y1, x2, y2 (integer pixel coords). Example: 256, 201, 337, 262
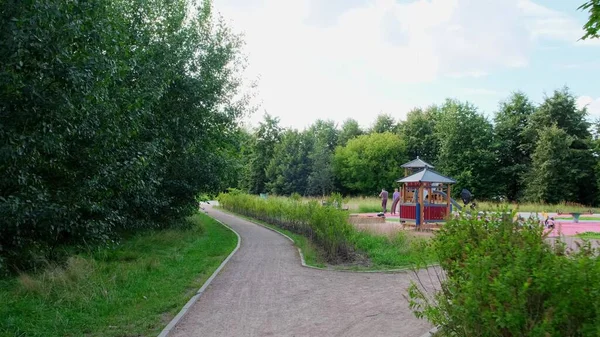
576, 232, 600, 239
0, 213, 237, 337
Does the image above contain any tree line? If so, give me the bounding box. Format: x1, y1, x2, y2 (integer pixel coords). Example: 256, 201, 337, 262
233, 87, 600, 206
0, 0, 246, 272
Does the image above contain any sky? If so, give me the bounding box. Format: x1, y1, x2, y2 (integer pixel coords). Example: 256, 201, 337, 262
213, 0, 600, 130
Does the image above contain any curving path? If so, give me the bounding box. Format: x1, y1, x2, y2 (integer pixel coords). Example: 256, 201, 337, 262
169, 205, 436, 337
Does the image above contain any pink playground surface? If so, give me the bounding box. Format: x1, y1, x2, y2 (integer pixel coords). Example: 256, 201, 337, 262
356, 212, 600, 237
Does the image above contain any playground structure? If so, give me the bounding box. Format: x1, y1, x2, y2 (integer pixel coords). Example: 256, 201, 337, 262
396, 157, 459, 227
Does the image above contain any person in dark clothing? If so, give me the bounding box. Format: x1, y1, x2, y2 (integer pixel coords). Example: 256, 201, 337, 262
379, 188, 389, 213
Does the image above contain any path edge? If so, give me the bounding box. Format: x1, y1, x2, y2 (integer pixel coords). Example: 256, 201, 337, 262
157, 213, 242, 337
217, 208, 438, 274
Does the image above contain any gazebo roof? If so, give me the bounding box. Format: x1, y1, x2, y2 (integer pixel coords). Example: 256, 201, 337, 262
401, 156, 434, 169
396, 167, 456, 184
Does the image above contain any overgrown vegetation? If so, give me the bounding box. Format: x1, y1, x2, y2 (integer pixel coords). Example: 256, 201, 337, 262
218, 192, 431, 269
0, 213, 237, 337
218, 191, 355, 262
0, 0, 246, 273
408, 211, 600, 336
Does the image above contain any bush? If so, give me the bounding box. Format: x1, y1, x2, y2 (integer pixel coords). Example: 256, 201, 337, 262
218, 193, 355, 262
0, 0, 245, 274
408, 211, 600, 337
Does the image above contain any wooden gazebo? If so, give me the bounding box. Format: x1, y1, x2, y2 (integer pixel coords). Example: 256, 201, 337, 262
396, 164, 456, 226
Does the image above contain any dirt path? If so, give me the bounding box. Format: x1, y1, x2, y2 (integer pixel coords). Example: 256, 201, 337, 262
169, 205, 435, 337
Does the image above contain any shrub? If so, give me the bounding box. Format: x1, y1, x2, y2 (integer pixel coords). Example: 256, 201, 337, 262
218, 193, 355, 262
408, 211, 600, 337
0, 0, 244, 273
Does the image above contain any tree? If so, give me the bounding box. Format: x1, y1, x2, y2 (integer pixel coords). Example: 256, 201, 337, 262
0, 0, 247, 271
265, 130, 312, 195
334, 133, 407, 195
525, 87, 597, 205
247, 114, 282, 194
525, 126, 576, 204
493, 92, 536, 201
306, 120, 337, 195
579, 0, 600, 40
528, 87, 590, 140
435, 100, 498, 200
337, 118, 363, 146
398, 107, 440, 163
370, 113, 397, 134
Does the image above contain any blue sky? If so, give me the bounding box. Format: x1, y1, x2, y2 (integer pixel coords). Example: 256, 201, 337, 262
214, 0, 600, 129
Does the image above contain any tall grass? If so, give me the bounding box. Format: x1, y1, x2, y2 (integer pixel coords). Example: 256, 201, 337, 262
218, 193, 433, 268
219, 193, 355, 262
337, 196, 598, 214
0, 213, 237, 337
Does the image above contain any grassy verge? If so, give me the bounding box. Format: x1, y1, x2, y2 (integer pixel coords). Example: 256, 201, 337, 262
576, 232, 600, 239
0, 213, 237, 337
218, 208, 326, 268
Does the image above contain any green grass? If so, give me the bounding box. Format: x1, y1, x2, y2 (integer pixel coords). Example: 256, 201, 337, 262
349, 231, 433, 270
576, 232, 600, 239
554, 216, 600, 220
0, 213, 237, 337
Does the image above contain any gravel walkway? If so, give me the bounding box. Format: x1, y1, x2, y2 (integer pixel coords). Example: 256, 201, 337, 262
169, 205, 435, 337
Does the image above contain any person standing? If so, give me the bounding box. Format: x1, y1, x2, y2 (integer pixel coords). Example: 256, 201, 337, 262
391, 188, 400, 215
379, 188, 389, 213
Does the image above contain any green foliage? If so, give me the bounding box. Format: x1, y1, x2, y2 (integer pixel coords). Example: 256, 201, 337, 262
218, 193, 355, 262
370, 113, 398, 134
0, 213, 237, 337
580, 0, 600, 40
524, 88, 597, 205
409, 212, 600, 336
494, 92, 536, 201
246, 114, 282, 194
265, 130, 312, 195
0, 0, 246, 273
334, 132, 407, 195
399, 107, 440, 162
435, 99, 498, 200
337, 118, 363, 146
529, 87, 590, 140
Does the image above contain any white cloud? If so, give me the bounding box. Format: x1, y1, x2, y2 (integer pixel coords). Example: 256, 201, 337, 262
577, 96, 600, 119
214, 0, 596, 129
518, 0, 600, 46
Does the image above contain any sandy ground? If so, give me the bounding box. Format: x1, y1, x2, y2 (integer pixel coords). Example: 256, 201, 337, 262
169, 205, 436, 337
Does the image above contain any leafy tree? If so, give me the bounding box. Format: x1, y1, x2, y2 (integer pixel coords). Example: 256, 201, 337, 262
528, 87, 590, 140
493, 92, 536, 201
580, 0, 600, 40
525, 87, 597, 205
435, 100, 498, 200
398, 107, 440, 163
247, 114, 282, 194
306, 120, 337, 195
0, 0, 246, 272
337, 118, 363, 146
265, 130, 312, 195
370, 113, 397, 134
334, 133, 407, 195
525, 126, 576, 204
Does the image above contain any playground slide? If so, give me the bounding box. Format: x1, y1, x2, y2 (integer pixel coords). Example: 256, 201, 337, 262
432, 190, 462, 211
